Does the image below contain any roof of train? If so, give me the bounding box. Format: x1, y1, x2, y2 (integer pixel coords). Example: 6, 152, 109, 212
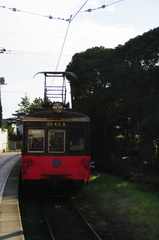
23, 109, 90, 121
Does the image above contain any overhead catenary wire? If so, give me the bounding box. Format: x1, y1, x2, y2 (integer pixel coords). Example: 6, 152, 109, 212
0, 0, 124, 22
2, 49, 56, 56
81, 0, 124, 13
54, 18, 72, 73
0, 1, 125, 73
54, 0, 89, 72
3, 90, 41, 95
0, 0, 125, 113
54, 0, 124, 70
70, 0, 89, 23
0, 0, 89, 71
52, 0, 89, 91
49, 0, 89, 96
0, 5, 69, 21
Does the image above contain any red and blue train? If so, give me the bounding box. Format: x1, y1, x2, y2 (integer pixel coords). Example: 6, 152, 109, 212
21, 72, 90, 185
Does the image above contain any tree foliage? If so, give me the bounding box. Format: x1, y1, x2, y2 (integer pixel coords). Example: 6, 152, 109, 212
7, 96, 45, 141
66, 27, 159, 174
12, 95, 31, 120
11, 95, 44, 123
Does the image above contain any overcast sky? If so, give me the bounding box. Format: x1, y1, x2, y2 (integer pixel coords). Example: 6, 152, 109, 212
0, 0, 158, 118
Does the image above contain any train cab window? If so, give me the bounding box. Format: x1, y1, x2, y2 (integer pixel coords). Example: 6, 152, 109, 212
27, 129, 44, 152
48, 130, 65, 153
69, 131, 85, 152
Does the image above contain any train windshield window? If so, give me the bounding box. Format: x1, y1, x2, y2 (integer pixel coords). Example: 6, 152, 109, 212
48, 130, 65, 153
27, 129, 44, 152
69, 131, 85, 151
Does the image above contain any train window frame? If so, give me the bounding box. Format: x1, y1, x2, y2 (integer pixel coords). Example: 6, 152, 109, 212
48, 129, 65, 153
27, 129, 45, 153
68, 130, 86, 153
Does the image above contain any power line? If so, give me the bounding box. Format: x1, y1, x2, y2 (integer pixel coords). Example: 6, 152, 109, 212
81, 0, 124, 13
3, 90, 42, 95
0, 0, 124, 71
54, 0, 124, 70
1, 49, 55, 56
0, 0, 124, 22
54, 21, 71, 72
0, 5, 70, 21
70, 0, 89, 22
54, 0, 89, 71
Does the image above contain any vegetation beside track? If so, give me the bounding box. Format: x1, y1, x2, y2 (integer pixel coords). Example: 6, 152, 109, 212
73, 172, 159, 240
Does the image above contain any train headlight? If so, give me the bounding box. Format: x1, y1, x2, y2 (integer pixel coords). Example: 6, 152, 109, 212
52, 102, 63, 113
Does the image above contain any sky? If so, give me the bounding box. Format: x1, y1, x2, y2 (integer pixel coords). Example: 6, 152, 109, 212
0, 0, 158, 118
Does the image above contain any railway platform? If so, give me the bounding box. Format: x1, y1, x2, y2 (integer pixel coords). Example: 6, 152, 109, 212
0, 152, 24, 240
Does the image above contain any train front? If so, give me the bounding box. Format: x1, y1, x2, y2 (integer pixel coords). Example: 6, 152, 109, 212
21, 102, 90, 183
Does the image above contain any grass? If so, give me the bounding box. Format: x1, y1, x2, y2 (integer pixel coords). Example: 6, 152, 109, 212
73, 172, 159, 240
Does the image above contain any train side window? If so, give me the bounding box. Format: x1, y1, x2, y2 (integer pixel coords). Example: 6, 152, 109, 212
27, 129, 44, 152
69, 131, 85, 151
48, 130, 65, 153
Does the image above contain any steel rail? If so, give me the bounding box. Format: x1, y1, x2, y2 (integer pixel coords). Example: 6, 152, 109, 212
71, 201, 102, 240
41, 203, 56, 240
39, 196, 102, 240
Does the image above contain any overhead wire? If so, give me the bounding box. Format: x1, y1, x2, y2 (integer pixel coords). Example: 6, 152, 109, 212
0, 5, 69, 21
2, 49, 55, 56
0, 0, 124, 71
70, 0, 89, 23
52, 0, 89, 93
0, 0, 124, 22
54, 0, 124, 71
81, 0, 124, 13
3, 90, 40, 95
0, 0, 124, 106
0, 0, 90, 72
54, 0, 89, 72
54, 20, 71, 72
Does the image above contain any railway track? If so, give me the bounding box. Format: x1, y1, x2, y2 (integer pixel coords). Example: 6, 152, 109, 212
40, 197, 102, 240
20, 185, 102, 240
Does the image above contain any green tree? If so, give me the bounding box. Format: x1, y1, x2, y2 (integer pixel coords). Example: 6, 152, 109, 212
12, 96, 45, 121
12, 95, 31, 121
29, 97, 44, 111
7, 96, 45, 141
66, 46, 114, 113
66, 27, 159, 173
66, 46, 117, 165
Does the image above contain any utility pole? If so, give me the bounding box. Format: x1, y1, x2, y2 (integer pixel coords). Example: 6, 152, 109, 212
0, 77, 7, 127
0, 77, 6, 104
0, 48, 7, 127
